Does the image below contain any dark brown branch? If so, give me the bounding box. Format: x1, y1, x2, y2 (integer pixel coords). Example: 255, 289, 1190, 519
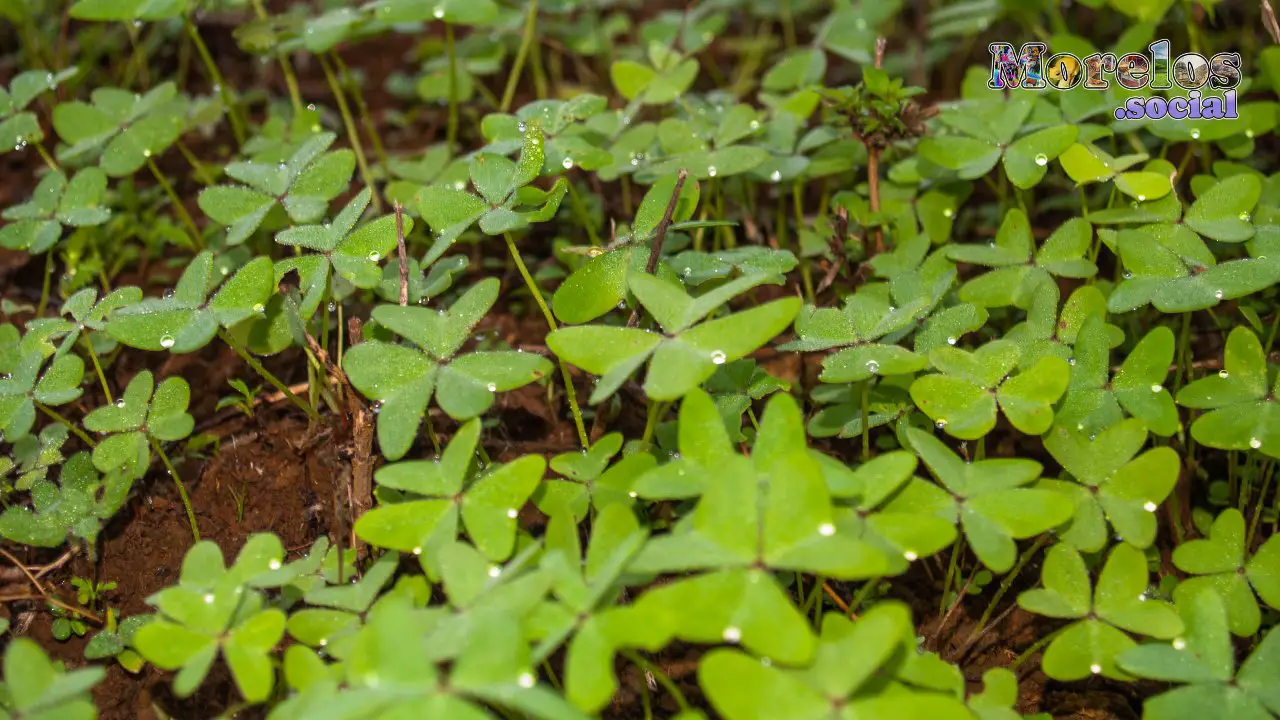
627, 168, 689, 327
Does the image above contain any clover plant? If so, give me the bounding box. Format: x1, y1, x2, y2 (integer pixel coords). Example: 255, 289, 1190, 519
2, 1, 1280, 717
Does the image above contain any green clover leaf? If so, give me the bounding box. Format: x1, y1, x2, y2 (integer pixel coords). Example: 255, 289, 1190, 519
1018, 543, 1183, 681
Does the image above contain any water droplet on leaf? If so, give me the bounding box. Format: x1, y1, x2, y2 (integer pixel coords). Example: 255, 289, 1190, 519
1034, 153, 1048, 166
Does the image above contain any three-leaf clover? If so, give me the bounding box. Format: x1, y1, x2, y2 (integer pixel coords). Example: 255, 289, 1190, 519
0, 168, 110, 252
780, 289, 928, 384
83, 371, 194, 476
1117, 588, 1280, 719
1177, 327, 1280, 458
532, 432, 653, 522
354, 419, 545, 573
1056, 317, 1178, 437
52, 81, 189, 176
414, 124, 568, 266
0, 344, 84, 443
342, 278, 553, 460
0, 68, 76, 153
889, 428, 1072, 572
198, 132, 355, 244
1107, 226, 1280, 313
909, 339, 1070, 439
275, 187, 411, 319
1017, 543, 1183, 680
1171, 508, 1280, 637
106, 250, 274, 353
1039, 418, 1179, 552
133, 535, 289, 703
0, 637, 104, 718
623, 392, 891, 658
0, 451, 131, 548
699, 603, 972, 720
548, 274, 800, 403
949, 210, 1096, 309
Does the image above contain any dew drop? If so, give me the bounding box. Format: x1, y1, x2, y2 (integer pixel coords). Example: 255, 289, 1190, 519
412, 546, 422, 555
454, 181, 467, 191
506, 508, 518, 518
749, 120, 760, 131
946, 336, 957, 345
487, 382, 497, 392
1143, 501, 1158, 512
1068, 357, 1076, 366
942, 208, 954, 218
1136, 194, 1146, 202
159, 335, 175, 349
488, 566, 501, 577
327, 302, 337, 312
1172, 638, 1186, 650
562, 157, 574, 169
517, 672, 535, 688
268, 559, 282, 570
163, 288, 175, 299
817, 522, 835, 536
865, 359, 880, 373
203, 593, 215, 604
1251, 437, 1263, 449
115, 399, 126, 408
628, 491, 638, 498
935, 418, 948, 429
1151, 384, 1162, 393
710, 350, 727, 365
517, 121, 528, 133
769, 170, 782, 183
307, 103, 316, 112
1090, 664, 1102, 674
368, 251, 380, 261
1190, 129, 1201, 139
722, 626, 741, 643
1123, 271, 1133, 279
707, 165, 718, 177
1034, 153, 1048, 166
252, 303, 265, 313
432, 5, 445, 18
142, 148, 152, 158
1238, 211, 1251, 222
1246, 129, 1256, 138
1219, 370, 1229, 379
1214, 289, 1224, 299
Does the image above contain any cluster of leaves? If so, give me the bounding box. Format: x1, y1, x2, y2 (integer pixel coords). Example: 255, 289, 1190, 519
2, 0, 1280, 718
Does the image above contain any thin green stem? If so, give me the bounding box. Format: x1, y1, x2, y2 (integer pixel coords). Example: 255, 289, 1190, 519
502, 233, 589, 448
445, 23, 460, 149
319, 54, 381, 212
82, 337, 113, 405
34, 144, 58, 172
36, 403, 96, 448
184, 16, 246, 146
1247, 459, 1276, 548
500, 0, 540, 112
250, 0, 303, 114
1010, 625, 1068, 671
332, 52, 390, 173
37, 247, 53, 318
641, 400, 665, 450
847, 579, 879, 616
218, 328, 320, 422
147, 158, 204, 251
971, 534, 1049, 638
860, 380, 871, 460
565, 181, 601, 247
150, 436, 200, 542
940, 534, 964, 615
621, 651, 690, 713
1175, 311, 1193, 392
